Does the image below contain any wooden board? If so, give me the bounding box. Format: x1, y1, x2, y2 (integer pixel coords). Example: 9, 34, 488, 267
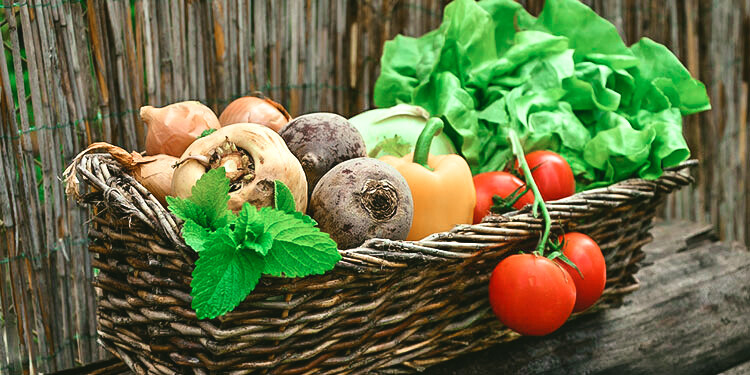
721, 360, 750, 375
430, 222, 750, 375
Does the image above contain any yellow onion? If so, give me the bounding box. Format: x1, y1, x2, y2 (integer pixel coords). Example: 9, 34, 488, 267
63, 142, 177, 206
172, 123, 307, 212
218, 96, 291, 132
141, 101, 221, 157
135, 154, 178, 205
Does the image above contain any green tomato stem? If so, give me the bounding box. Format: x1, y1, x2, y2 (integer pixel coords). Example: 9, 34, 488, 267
412, 117, 444, 168
508, 129, 551, 256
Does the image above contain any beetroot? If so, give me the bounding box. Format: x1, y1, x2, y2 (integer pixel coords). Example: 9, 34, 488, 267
309, 158, 413, 249
279, 113, 366, 197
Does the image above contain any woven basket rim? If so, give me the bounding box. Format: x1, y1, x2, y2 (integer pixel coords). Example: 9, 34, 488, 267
69, 155, 696, 272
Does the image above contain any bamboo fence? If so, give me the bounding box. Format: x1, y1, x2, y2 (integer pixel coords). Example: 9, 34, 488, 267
0, 0, 747, 374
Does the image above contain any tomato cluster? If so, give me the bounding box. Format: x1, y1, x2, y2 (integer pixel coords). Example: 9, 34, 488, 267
488, 232, 607, 336
476, 150, 606, 336
472, 151, 575, 224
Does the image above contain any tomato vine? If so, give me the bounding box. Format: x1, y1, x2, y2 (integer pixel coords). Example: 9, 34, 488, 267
507, 129, 552, 257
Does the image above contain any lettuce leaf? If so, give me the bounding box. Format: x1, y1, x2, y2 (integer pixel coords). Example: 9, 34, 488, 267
373, 0, 710, 188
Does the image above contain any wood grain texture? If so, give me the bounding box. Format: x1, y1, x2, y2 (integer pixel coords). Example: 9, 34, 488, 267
722, 360, 750, 375
431, 222, 750, 375
0, 1, 748, 373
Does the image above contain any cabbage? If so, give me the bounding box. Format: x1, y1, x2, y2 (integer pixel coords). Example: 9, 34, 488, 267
349, 104, 457, 158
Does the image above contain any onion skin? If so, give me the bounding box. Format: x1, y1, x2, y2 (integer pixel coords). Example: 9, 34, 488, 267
135, 154, 178, 206
63, 142, 176, 206
142, 101, 221, 157
218, 96, 291, 132
172, 123, 307, 212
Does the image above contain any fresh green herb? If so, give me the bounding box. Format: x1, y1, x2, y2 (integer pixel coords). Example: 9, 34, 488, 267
181, 220, 210, 252
198, 128, 217, 139
234, 204, 274, 256
190, 226, 265, 319
259, 207, 341, 277
273, 179, 297, 215
274, 179, 316, 225
374, 0, 710, 188
167, 171, 340, 320
166, 168, 234, 230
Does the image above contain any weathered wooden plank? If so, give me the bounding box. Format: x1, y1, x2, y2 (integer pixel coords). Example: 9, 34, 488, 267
721, 360, 750, 375
639, 219, 715, 262
431, 233, 750, 375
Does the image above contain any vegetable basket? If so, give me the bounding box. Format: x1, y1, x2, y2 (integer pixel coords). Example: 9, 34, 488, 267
66, 151, 695, 374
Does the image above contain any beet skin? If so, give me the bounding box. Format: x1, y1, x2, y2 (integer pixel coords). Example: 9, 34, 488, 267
309, 158, 413, 249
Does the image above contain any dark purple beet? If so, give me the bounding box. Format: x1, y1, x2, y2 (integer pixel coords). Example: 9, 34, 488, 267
279, 113, 366, 197
309, 158, 413, 249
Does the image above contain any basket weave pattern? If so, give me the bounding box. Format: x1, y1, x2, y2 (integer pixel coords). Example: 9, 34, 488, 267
72, 154, 695, 374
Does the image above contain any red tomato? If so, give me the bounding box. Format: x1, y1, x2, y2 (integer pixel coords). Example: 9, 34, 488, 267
488, 254, 576, 336
515, 151, 575, 201
472, 172, 534, 224
556, 232, 607, 312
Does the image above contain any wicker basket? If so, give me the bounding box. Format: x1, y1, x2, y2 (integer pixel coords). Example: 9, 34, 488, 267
68, 153, 695, 374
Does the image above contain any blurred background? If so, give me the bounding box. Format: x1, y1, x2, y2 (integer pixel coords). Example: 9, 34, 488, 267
0, 0, 746, 373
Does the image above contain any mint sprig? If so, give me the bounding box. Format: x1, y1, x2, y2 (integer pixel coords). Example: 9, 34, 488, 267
166, 167, 234, 230
190, 226, 265, 319
260, 208, 340, 278
274, 180, 316, 225
167, 171, 341, 320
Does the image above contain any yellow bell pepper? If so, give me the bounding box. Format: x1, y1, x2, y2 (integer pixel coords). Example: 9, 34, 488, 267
380, 118, 475, 241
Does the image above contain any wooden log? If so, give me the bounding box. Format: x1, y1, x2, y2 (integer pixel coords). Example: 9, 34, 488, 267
430, 224, 750, 375
721, 360, 750, 375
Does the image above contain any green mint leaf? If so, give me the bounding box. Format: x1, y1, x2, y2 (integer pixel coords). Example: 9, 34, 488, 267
291, 211, 317, 226
273, 180, 296, 214
244, 232, 273, 256
166, 196, 210, 228
198, 128, 217, 139
190, 226, 264, 320
259, 208, 341, 278
189, 168, 234, 230
167, 168, 234, 231
182, 219, 210, 252
234, 203, 264, 242
273, 181, 318, 224
234, 203, 273, 256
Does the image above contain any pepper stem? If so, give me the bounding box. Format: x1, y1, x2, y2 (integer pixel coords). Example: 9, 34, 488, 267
508, 129, 551, 256
412, 118, 444, 169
